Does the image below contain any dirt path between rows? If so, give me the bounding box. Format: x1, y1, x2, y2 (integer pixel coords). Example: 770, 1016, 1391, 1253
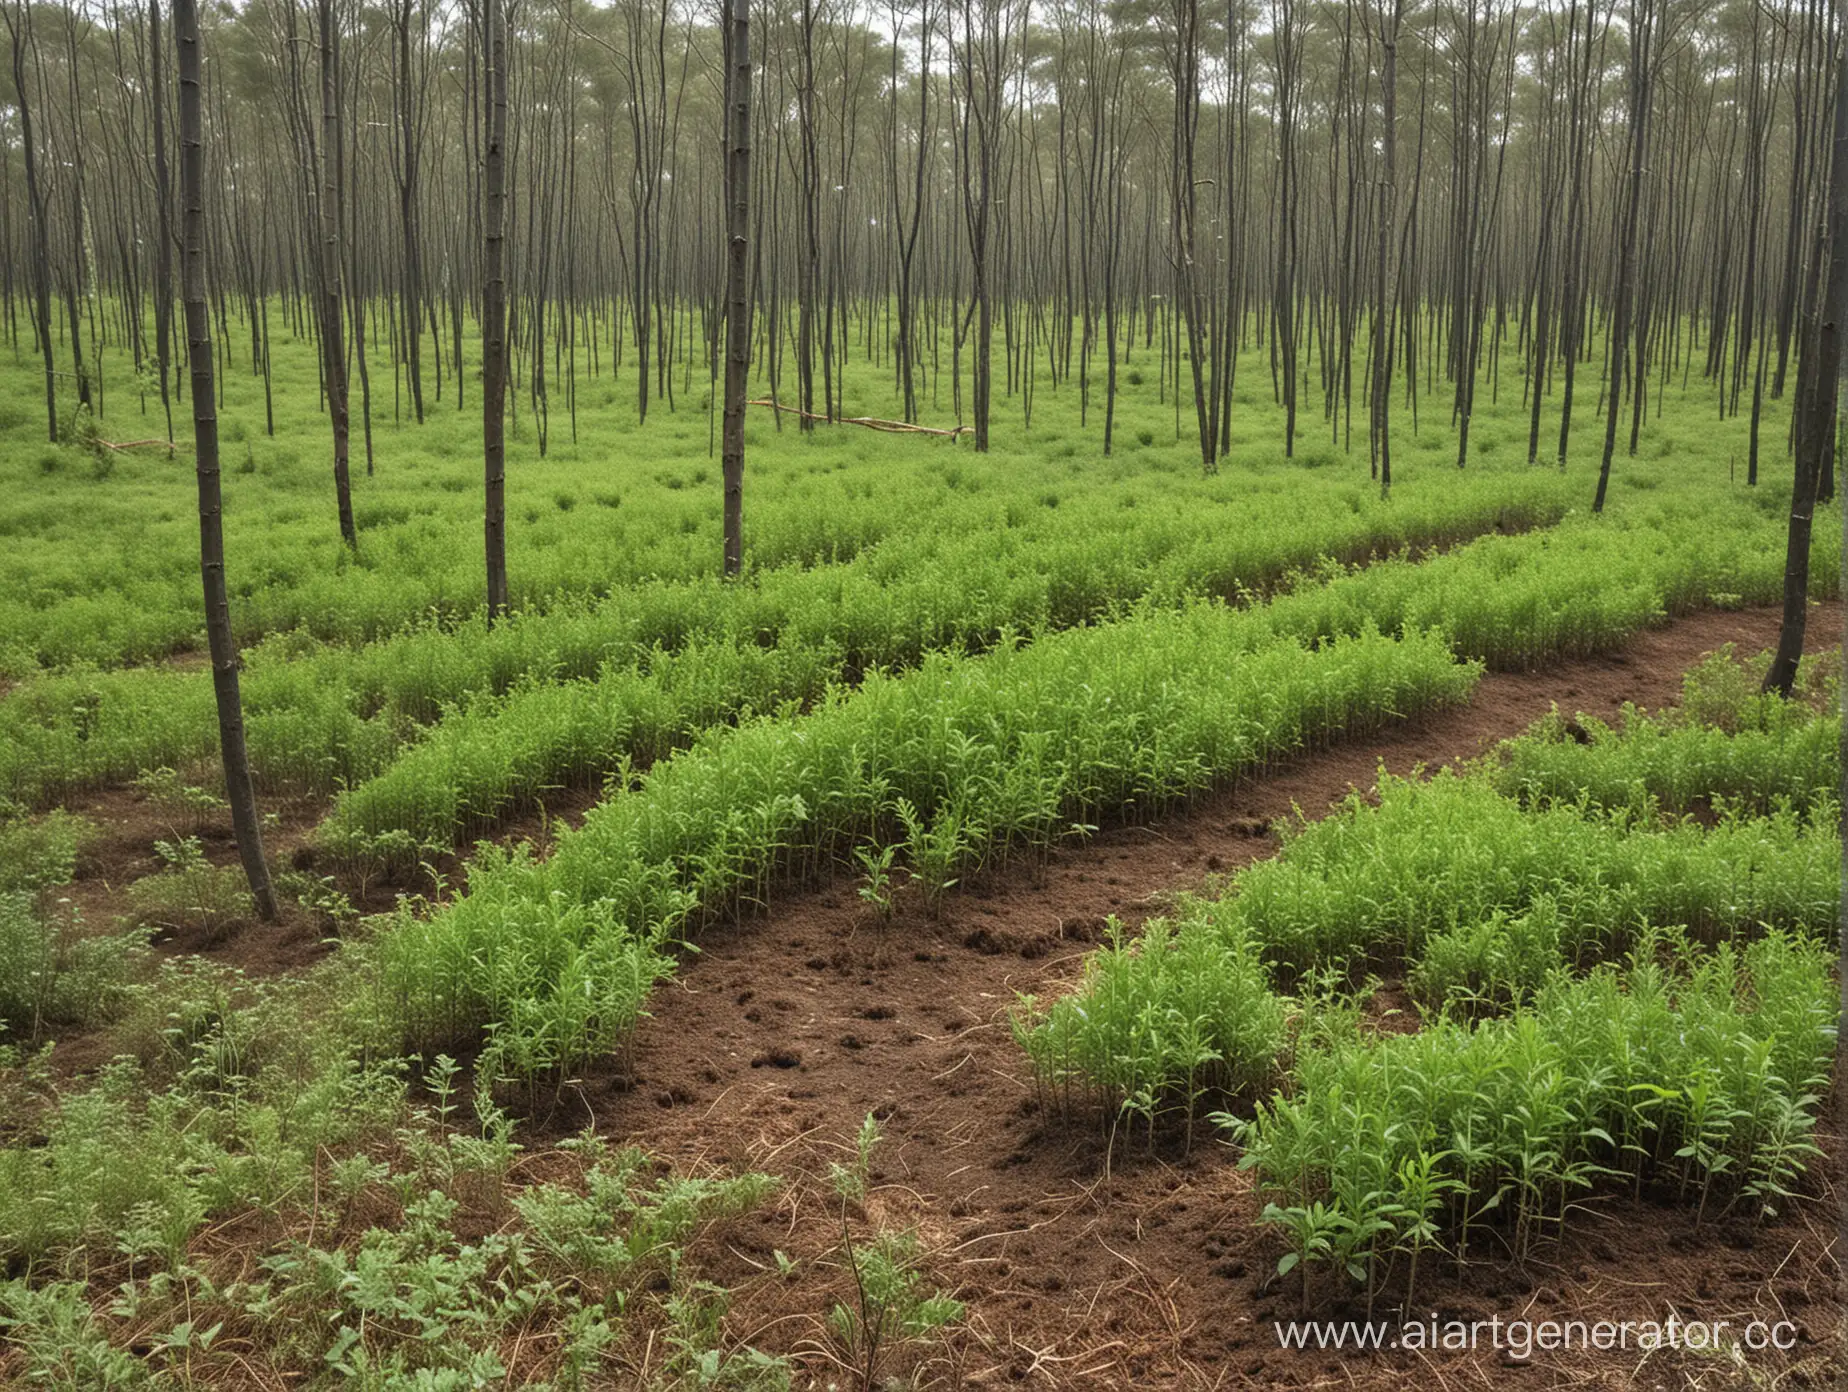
564, 602, 1846, 1390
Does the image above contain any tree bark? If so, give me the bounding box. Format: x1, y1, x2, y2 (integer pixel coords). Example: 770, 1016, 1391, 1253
319, 0, 357, 546
721, 0, 751, 578
4, 0, 58, 443
1764, 40, 1846, 698
483, 0, 510, 623
1592, 0, 1653, 513
1372, 0, 1402, 496
175, 0, 278, 922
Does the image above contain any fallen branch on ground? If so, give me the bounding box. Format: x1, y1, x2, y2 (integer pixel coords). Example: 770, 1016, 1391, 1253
97, 438, 187, 453
746, 398, 969, 437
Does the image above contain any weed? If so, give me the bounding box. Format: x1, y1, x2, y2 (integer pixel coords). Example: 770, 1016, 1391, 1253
127, 838, 254, 943
824, 1116, 963, 1390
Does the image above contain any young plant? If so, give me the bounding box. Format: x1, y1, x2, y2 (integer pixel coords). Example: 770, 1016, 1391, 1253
824, 1114, 963, 1391
851, 841, 898, 920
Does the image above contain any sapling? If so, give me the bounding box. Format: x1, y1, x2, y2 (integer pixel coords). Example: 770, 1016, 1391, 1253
824, 1114, 962, 1390
1392, 1147, 1460, 1311
1257, 1200, 1345, 1310
851, 841, 898, 919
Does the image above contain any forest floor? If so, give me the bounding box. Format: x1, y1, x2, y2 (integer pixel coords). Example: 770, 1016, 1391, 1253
548, 603, 1848, 1390
35, 602, 1848, 1389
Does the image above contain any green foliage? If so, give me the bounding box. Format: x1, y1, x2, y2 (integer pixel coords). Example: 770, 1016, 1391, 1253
275, 869, 361, 933
377, 618, 1473, 1076
0, 1035, 408, 1270
1230, 773, 1838, 973
1234, 935, 1837, 1295
307, 476, 1837, 868
0, 895, 145, 1041
0, 1007, 783, 1385
1028, 762, 1837, 1112
851, 841, 899, 918
0, 807, 87, 894
1492, 649, 1840, 818
0, 1279, 148, 1389
1013, 908, 1288, 1134
134, 765, 228, 836
826, 1230, 964, 1387
824, 1116, 962, 1389
234, 1135, 780, 1388
126, 837, 255, 942
513, 1150, 777, 1293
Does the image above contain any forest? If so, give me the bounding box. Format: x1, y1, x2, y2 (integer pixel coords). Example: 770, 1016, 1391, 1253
0, 0, 1845, 1385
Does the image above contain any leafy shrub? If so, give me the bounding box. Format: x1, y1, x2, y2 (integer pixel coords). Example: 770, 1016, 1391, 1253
0, 808, 87, 894
1234, 934, 1837, 1301
0, 895, 145, 1040
126, 838, 254, 942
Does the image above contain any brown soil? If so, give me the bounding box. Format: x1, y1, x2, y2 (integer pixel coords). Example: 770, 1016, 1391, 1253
547, 602, 1847, 1390
56, 784, 333, 975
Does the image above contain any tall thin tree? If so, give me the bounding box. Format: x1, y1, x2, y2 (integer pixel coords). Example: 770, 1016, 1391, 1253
175, 0, 279, 922
319, 0, 357, 545
1371, 0, 1403, 498
1592, 0, 1657, 513
482, 0, 510, 623
1765, 39, 1846, 699
4, 0, 57, 442
721, 0, 751, 578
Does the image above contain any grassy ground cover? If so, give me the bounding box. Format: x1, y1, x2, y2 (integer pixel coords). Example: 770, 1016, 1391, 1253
1013, 645, 1841, 1309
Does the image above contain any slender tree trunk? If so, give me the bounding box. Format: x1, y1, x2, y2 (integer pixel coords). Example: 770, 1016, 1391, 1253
319, 0, 356, 546
721, 0, 750, 578
1765, 41, 1846, 698
397, 0, 425, 424
175, 0, 277, 923
149, 0, 176, 441
5, 1, 57, 443
1593, 0, 1653, 513
1372, 0, 1402, 496
483, 0, 510, 623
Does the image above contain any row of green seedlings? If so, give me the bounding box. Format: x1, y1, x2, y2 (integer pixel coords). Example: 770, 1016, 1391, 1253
1013, 759, 1839, 1129
1490, 645, 1838, 818
0, 464, 1569, 809
363, 617, 1479, 1085
315, 479, 1832, 876
1233, 934, 1835, 1312
2, 407, 1577, 677
1012, 679, 1841, 1307
0, 360, 1328, 672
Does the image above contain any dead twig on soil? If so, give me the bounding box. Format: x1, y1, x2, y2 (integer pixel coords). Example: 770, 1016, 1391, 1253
745, 399, 970, 437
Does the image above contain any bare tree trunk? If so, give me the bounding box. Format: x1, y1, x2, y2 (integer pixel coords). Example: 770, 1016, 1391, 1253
149, 0, 176, 441
5, 0, 57, 443
396, 0, 425, 424
1169, 0, 1213, 472
1765, 40, 1846, 698
319, 0, 357, 546
483, 0, 510, 623
1372, 0, 1402, 496
175, 0, 277, 923
1592, 0, 1654, 513
721, 0, 750, 578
